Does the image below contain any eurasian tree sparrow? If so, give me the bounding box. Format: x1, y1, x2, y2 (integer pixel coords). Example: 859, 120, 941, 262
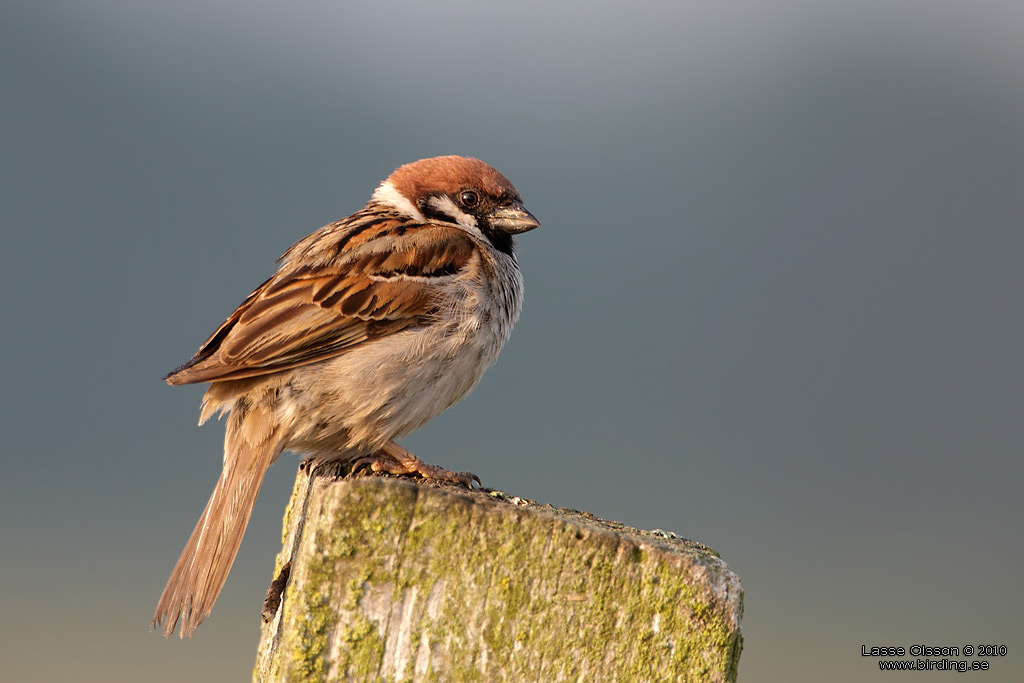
152, 156, 539, 638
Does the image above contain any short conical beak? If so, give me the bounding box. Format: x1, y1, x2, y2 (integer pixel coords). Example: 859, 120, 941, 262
488, 201, 540, 234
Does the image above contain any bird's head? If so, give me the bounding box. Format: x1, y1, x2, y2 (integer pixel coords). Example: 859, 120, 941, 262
373, 156, 540, 254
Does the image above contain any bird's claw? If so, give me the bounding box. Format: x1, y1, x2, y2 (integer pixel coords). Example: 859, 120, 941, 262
351, 444, 480, 489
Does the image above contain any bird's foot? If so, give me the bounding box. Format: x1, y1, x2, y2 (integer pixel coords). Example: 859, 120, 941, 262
351, 440, 480, 489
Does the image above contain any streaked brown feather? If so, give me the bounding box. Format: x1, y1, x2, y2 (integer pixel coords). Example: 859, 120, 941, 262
165, 222, 477, 385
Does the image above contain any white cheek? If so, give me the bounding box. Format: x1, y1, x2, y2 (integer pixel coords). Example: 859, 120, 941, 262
425, 195, 486, 239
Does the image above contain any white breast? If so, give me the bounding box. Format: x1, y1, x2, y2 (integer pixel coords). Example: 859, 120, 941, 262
279, 249, 524, 461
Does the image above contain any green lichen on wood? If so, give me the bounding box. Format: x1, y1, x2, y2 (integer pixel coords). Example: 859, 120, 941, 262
257, 475, 742, 682
277, 503, 336, 681
337, 613, 386, 678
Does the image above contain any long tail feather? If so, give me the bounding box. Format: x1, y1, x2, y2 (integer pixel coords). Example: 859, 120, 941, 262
152, 397, 283, 638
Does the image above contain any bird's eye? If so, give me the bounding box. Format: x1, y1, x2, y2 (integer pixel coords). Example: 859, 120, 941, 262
460, 190, 479, 207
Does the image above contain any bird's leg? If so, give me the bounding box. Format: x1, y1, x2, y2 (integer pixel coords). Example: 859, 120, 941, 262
351, 440, 480, 488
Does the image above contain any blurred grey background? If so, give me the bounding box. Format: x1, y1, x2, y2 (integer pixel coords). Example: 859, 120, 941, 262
3, 1, 1022, 681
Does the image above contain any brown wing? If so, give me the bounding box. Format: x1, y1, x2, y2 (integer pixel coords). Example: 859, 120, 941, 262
165, 221, 478, 385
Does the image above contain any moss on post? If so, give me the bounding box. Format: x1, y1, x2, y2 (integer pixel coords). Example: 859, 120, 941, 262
254, 473, 743, 682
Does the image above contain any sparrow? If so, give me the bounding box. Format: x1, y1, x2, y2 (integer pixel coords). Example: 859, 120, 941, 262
152, 156, 539, 638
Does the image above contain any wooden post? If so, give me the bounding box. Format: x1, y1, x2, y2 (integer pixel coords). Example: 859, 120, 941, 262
254, 471, 743, 682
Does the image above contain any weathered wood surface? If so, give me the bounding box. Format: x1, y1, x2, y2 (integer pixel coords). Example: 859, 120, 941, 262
254, 471, 743, 682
